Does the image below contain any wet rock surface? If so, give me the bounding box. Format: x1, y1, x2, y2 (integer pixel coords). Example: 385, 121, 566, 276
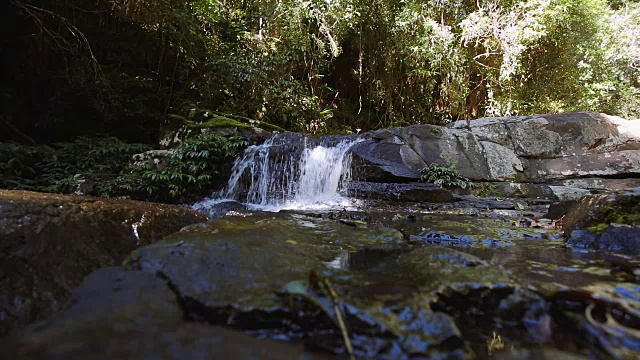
568, 224, 640, 256
0, 190, 207, 335
8, 205, 640, 359
346, 181, 455, 203
5, 268, 332, 360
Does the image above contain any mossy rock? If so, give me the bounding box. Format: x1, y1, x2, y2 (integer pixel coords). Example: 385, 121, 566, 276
592, 194, 640, 227
555, 191, 640, 255
586, 223, 610, 235
173, 109, 286, 132
256, 121, 286, 132
165, 111, 285, 142
186, 116, 252, 130
558, 191, 640, 232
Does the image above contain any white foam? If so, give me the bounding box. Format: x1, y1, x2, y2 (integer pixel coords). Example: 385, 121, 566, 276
193, 134, 362, 213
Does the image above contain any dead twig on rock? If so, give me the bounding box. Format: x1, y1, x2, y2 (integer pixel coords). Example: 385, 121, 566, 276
319, 278, 355, 360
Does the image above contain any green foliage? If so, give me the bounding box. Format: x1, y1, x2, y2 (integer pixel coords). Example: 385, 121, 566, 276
0, 143, 50, 190
1, 133, 248, 202
104, 133, 249, 201
8, 0, 640, 144
420, 163, 473, 189
0, 137, 150, 193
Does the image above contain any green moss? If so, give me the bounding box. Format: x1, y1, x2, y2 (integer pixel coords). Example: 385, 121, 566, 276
474, 183, 500, 198
256, 121, 285, 132
596, 196, 640, 226
166, 114, 189, 124
587, 223, 609, 235
171, 109, 285, 132
585, 196, 640, 234
186, 116, 252, 129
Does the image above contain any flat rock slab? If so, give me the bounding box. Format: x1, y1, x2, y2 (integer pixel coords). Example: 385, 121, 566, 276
5, 268, 334, 360
122, 212, 519, 358
124, 212, 406, 316
0, 190, 207, 335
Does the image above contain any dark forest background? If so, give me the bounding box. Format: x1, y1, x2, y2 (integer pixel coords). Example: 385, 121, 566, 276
2, 0, 639, 144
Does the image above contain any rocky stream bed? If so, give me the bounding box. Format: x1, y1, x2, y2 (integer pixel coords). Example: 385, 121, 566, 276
3, 195, 640, 359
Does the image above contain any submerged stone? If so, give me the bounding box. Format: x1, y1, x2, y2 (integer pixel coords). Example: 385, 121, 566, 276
411, 231, 514, 248
123, 213, 406, 326
492, 348, 588, 359
6, 323, 336, 360
551, 283, 640, 359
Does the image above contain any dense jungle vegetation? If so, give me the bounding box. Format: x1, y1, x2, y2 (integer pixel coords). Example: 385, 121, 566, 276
1, 0, 639, 201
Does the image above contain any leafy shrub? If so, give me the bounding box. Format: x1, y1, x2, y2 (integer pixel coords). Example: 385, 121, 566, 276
420, 163, 473, 189
1, 133, 249, 202
105, 133, 249, 201
38, 137, 150, 194
0, 142, 51, 190
0, 137, 150, 193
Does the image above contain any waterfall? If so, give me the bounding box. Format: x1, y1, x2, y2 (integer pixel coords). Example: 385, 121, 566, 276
193, 133, 361, 212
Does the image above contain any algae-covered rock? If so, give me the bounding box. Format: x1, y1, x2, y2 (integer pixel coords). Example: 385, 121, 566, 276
559, 191, 640, 231
0, 190, 207, 335
123, 212, 406, 321
550, 190, 640, 255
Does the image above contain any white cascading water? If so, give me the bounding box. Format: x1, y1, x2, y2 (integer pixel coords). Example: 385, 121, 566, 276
193, 134, 361, 212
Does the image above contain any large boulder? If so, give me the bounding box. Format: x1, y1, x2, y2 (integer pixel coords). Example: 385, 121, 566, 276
0, 190, 207, 335
351, 112, 640, 186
